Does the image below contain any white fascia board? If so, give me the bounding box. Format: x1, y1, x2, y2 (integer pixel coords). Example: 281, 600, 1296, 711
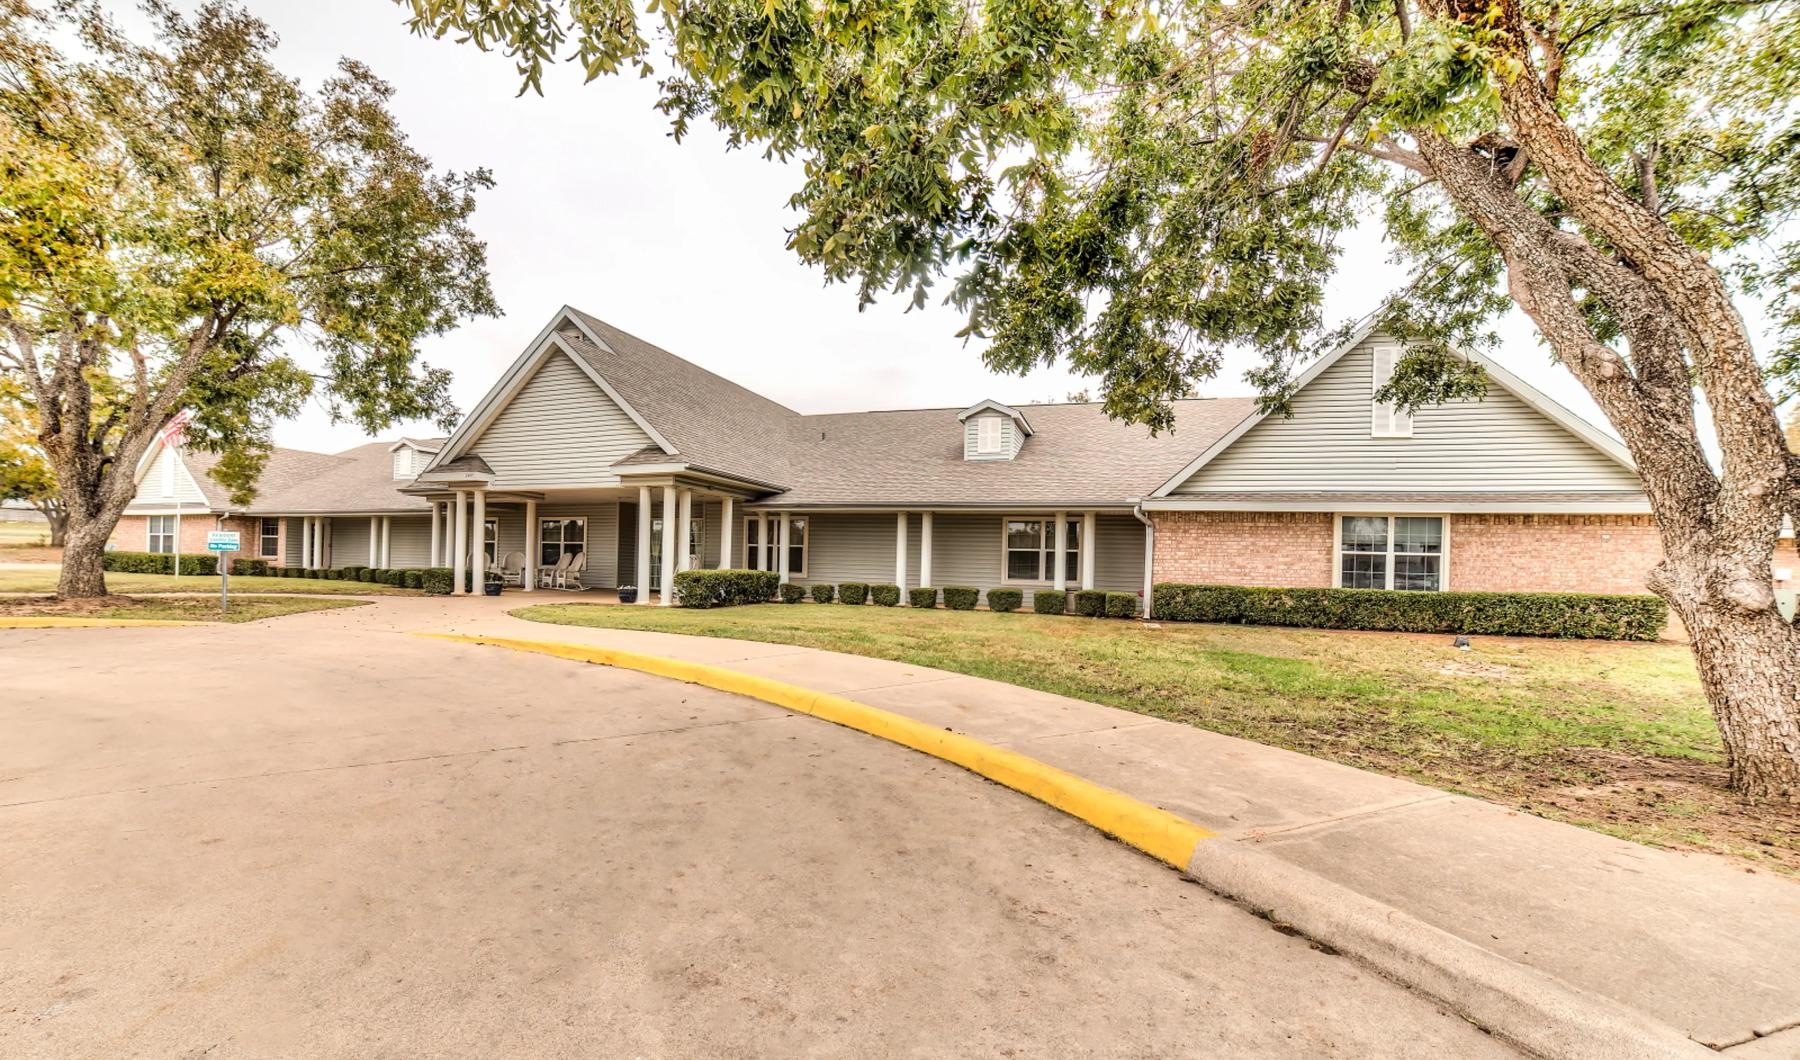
1141, 496, 1654, 514
956, 398, 1034, 435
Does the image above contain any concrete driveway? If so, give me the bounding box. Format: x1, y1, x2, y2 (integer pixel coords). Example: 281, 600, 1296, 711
0, 613, 1511, 1058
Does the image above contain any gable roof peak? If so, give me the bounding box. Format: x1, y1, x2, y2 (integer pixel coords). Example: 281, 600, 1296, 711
957, 398, 1034, 435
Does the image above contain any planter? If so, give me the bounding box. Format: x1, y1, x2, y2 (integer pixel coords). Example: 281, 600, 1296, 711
618, 587, 638, 604
483, 582, 502, 597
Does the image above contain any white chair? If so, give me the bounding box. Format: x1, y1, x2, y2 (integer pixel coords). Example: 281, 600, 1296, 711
555, 550, 587, 591
497, 550, 525, 586
539, 551, 572, 589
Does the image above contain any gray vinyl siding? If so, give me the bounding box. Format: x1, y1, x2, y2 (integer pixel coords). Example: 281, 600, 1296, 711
1092, 514, 1147, 594
465, 350, 657, 490
387, 516, 433, 568
283, 517, 302, 566
132, 444, 210, 506
618, 502, 639, 584
1173, 339, 1643, 494
333, 518, 372, 566
537, 501, 622, 587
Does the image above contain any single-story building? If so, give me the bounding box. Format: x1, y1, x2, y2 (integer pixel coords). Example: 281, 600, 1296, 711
113, 305, 1793, 609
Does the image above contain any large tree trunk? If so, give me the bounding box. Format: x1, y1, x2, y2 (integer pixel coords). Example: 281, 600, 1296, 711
56, 515, 109, 598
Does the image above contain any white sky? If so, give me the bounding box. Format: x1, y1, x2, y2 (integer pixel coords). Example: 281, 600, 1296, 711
160, 1, 1649, 452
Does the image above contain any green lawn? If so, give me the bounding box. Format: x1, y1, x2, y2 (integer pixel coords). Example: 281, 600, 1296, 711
0, 594, 367, 623
0, 521, 51, 546
0, 568, 419, 595
513, 602, 1798, 871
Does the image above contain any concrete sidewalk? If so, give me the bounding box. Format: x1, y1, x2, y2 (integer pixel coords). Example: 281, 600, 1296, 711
327, 595, 1800, 1054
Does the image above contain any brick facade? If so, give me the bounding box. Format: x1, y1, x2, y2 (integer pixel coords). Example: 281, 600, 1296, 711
1150, 511, 1335, 588
109, 513, 282, 564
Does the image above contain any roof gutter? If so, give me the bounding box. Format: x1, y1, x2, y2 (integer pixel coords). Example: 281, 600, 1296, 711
1131, 501, 1155, 620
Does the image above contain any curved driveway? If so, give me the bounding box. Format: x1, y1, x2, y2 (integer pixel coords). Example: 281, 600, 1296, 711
0, 603, 1511, 1058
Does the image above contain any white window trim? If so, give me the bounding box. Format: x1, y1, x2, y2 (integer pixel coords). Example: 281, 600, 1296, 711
743, 515, 808, 578
1370, 345, 1414, 438
259, 517, 280, 558
1332, 514, 1451, 591
538, 516, 586, 567
998, 516, 1081, 585
976, 416, 1004, 454
147, 514, 175, 554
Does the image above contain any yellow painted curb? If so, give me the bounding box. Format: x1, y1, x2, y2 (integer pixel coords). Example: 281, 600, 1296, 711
0, 616, 197, 629
421, 633, 1216, 869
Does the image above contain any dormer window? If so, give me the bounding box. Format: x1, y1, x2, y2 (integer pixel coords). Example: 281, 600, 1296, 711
977, 416, 1003, 454
958, 399, 1033, 461
1371, 345, 1413, 438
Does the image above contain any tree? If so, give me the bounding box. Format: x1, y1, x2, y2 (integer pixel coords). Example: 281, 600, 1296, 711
0, 0, 496, 598
401, 0, 1800, 800
0, 380, 63, 544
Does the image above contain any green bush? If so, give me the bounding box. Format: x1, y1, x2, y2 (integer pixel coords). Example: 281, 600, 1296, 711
908, 587, 938, 608
1150, 583, 1668, 641
326, 568, 343, 580
339, 565, 363, 581
778, 582, 807, 604
102, 550, 218, 576
1032, 590, 1067, 615
280, 566, 297, 578
229, 558, 269, 576
383, 569, 406, 586
870, 583, 901, 607
673, 569, 779, 608
986, 588, 1023, 613
942, 585, 979, 610
1104, 592, 1139, 619
839, 581, 869, 605
421, 567, 454, 595
1072, 589, 1106, 617
810, 583, 837, 604
403, 570, 424, 589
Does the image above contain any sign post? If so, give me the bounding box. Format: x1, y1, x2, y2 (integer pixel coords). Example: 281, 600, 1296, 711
207, 530, 241, 615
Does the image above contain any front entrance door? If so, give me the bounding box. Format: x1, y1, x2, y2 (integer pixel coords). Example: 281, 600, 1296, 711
649, 517, 664, 592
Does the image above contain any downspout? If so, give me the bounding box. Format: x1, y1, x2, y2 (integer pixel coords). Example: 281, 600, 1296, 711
1131, 501, 1155, 620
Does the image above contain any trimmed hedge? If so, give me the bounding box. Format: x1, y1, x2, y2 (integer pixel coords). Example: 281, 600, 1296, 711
839, 582, 869, 605
1104, 592, 1139, 618
986, 588, 1023, 613
403, 570, 424, 589
359, 568, 377, 583
102, 550, 217, 576
1072, 589, 1106, 617
810, 583, 836, 604
384, 570, 406, 586
1032, 590, 1067, 615
908, 587, 938, 609
673, 569, 779, 608
421, 567, 454, 595
778, 583, 807, 604
229, 558, 269, 576
871, 583, 901, 607
340, 565, 364, 581
1151, 583, 1668, 641
942, 585, 979, 611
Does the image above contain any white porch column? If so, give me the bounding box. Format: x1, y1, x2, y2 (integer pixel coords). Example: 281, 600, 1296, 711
1080, 511, 1097, 591
777, 512, 791, 584
894, 511, 908, 594
429, 504, 442, 568
1052, 511, 1068, 591
758, 513, 770, 570
919, 512, 934, 588
368, 517, 379, 566
636, 485, 652, 603
321, 518, 332, 568
676, 489, 693, 573
301, 517, 313, 569
523, 499, 537, 592
380, 516, 392, 568
471, 490, 486, 579
659, 486, 678, 606
719, 497, 733, 569
451, 490, 468, 595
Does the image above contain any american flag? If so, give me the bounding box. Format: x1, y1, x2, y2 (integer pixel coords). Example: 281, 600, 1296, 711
160, 408, 193, 448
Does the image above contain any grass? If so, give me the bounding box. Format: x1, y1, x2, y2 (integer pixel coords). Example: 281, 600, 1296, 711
0, 568, 420, 595
512, 601, 1799, 872
0, 521, 51, 546
0, 594, 368, 623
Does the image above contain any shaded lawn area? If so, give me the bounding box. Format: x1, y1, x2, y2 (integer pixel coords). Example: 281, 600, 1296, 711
514, 601, 1799, 873
0, 568, 418, 595
0, 594, 368, 623
0, 522, 61, 563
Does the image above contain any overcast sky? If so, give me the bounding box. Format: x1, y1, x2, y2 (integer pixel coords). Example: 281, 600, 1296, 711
150, 0, 1649, 452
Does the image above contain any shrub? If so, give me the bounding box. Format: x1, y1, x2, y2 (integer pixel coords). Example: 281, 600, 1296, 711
384, 569, 406, 586
1032, 590, 1067, 615
942, 585, 979, 611
403, 570, 424, 589
839, 581, 869, 605
420, 567, 454, 595
339, 565, 363, 581
778, 582, 807, 604
1104, 592, 1139, 619
325, 568, 342, 580
1150, 583, 1669, 641
986, 588, 1023, 613
229, 558, 269, 577
673, 569, 779, 608
360, 568, 377, 582
102, 550, 217, 576
1072, 589, 1107, 617
871, 583, 901, 607
810, 583, 836, 604
908, 586, 938, 608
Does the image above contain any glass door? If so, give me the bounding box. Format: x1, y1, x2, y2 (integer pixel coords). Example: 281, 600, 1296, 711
649, 517, 664, 592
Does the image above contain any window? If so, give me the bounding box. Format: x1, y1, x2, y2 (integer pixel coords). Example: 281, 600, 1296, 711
147, 515, 175, 554
688, 514, 705, 568
484, 519, 499, 563
744, 517, 762, 569
539, 518, 584, 568
744, 516, 806, 575
977, 416, 1003, 454
259, 518, 280, 558
1338, 515, 1444, 591
1370, 345, 1413, 438
787, 516, 808, 576
1003, 518, 1080, 583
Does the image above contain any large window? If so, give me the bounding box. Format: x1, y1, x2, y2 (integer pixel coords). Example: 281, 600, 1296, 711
1338, 516, 1444, 591
147, 515, 175, 554
744, 516, 806, 575
1002, 518, 1080, 583
539, 518, 584, 568
259, 518, 280, 558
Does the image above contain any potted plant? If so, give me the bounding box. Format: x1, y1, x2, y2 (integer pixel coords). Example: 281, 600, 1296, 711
483, 570, 503, 596
618, 584, 637, 604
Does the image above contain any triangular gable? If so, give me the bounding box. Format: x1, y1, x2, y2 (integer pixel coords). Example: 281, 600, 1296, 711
128, 437, 215, 508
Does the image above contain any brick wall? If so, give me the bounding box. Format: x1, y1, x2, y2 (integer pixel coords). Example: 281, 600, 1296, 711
1150, 511, 1335, 588
1448, 514, 1662, 595
109, 514, 278, 563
